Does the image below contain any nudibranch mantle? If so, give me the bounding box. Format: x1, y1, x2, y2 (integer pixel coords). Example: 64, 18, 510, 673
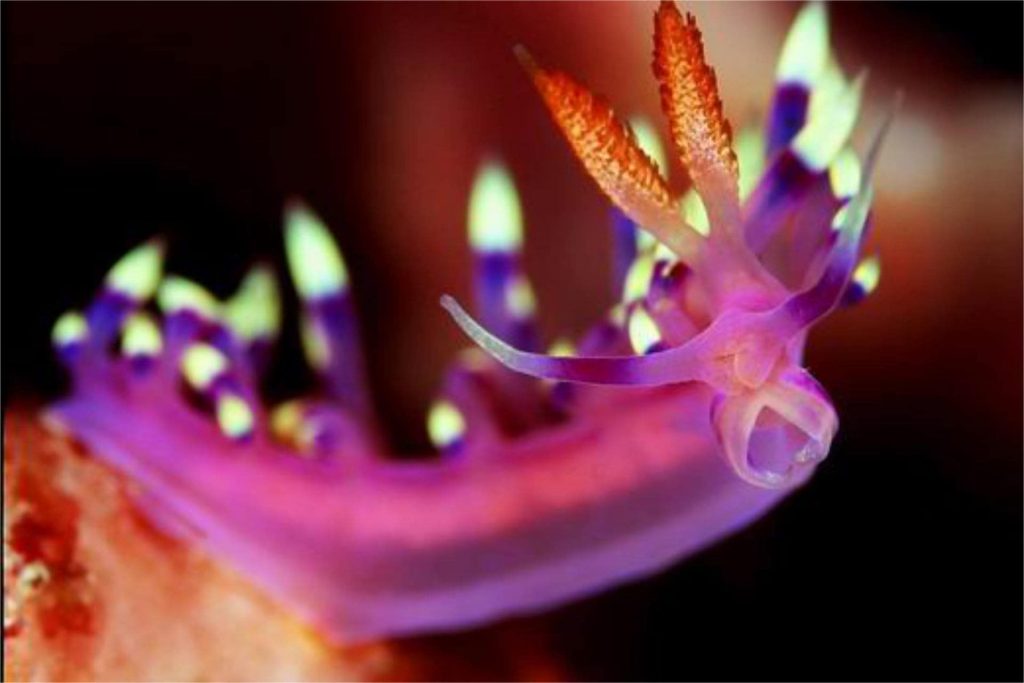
46, 2, 888, 642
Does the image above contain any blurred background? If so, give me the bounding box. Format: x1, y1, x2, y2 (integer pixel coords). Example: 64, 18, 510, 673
3, 2, 1021, 680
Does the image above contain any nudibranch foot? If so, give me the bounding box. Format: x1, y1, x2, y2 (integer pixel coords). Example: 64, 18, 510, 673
50, 379, 797, 642
47, 1, 886, 642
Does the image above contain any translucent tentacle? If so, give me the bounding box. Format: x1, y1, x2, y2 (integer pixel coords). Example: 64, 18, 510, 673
439, 294, 787, 391
443, 295, 711, 386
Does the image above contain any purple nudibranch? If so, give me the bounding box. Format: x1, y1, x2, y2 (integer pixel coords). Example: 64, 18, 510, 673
47, 2, 889, 642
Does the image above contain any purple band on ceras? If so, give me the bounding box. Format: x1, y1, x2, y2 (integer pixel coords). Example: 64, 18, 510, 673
473, 250, 541, 353
765, 83, 810, 161
302, 291, 372, 416
610, 208, 640, 298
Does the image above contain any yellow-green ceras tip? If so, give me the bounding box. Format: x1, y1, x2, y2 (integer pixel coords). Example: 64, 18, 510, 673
734, 125, 766, 201
427, 399, 466, 451
828, 147, 862, 200
853, 255, 881, 295
105, 238, 166, 301
627, 304, 662, 355
468, 159, 523, 254
180, 342, 229, 391
225, 265, 282, 342
776, 1, 829, 87
622, 252, 656, 303
52, 310, 89, 347
680, 190, 710, 237
504, 274, 537, 320
121, 312, 163, 357
216, 392, 255, 439
547, 338, 576, 358
299, 315, 331, 372
793, 68, 865, 173
285, 202, 350, 301
628, 115, 669, 177
157, 275, 222, 321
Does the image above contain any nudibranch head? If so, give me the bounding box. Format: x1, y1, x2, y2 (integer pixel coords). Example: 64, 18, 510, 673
45, 2, 889, 642
444, 0, 891, 488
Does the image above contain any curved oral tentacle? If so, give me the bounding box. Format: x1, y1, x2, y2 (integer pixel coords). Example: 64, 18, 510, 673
441, 294, 754, 389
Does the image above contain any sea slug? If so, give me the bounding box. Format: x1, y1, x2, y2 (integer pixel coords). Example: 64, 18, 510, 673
46, 1, 889, 642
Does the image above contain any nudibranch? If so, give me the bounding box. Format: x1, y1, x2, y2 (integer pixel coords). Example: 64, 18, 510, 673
46, 2, 890, 643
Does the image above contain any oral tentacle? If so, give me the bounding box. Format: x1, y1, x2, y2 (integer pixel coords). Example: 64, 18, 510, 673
441, 294, 785, 392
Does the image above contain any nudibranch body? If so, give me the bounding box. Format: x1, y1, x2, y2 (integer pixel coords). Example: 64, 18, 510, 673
47, 2, 887, 642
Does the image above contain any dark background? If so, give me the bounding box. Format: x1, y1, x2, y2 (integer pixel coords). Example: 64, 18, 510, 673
4, 3, 1022, 680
